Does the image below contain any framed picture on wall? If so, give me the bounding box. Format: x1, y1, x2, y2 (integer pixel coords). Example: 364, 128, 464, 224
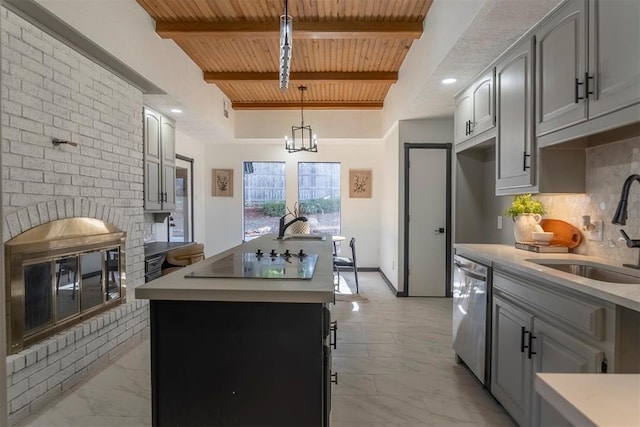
212, 169, 233, 197
349, 169, 372, 198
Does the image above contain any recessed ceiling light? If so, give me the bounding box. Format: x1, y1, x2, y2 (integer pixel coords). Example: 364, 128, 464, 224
442, 78, 457, 85
170, 108, 183, 113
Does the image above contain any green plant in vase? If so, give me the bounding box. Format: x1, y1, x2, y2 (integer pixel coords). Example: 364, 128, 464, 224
506, 194, 546, 243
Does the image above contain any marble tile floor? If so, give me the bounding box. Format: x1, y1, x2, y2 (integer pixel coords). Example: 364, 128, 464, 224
19, 272, 513, 427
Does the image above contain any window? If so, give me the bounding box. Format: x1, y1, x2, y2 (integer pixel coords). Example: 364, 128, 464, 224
298, 162, 341, 234
243, 162, 286, 240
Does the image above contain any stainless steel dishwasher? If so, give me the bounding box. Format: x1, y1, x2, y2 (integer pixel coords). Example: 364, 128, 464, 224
452, 254, 491, 388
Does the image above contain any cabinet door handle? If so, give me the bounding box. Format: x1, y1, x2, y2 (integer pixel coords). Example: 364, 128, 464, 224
522, 152, 531, 171
330, 321, 337, 349
575, 77, 585, 102
469, 121, 473, 134
331, 372, 338, 384
465, 120, 469, 135
585, 73, 594, 99
520, 326, 529, 353
527, 333, 537, 359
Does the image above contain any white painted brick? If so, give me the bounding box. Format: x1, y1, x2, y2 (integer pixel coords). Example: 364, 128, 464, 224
22, 157, 53, 171
28, 362, 61, 388
9, 140, 44, 158
17, 208, 30, 232
53, 70, 80, 92
27, 205, 41, 227
46, 365, 75, 390
80, 187, 101, 198
59, 347, 85, 370
44, 172, 72, 185
3, 180, 23, 193
20, 131, 51, 146
54, 163, 79, 175
21, 80, 53, 103
10, 115, 43, 134
9, 168, 43, 182
65, 199, 74, 217
7, 378, 28, 401
74, 350, 98, 372
43, 125, 71, 141
54, 185, 80, 197
52, 45, 79, 69
24, 182, 54, 195
23, 106, 53, 126
8, 35, 42, 63
53, 117, 79, 133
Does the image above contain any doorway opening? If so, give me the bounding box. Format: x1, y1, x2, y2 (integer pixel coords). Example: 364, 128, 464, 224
168, 155, 194, 242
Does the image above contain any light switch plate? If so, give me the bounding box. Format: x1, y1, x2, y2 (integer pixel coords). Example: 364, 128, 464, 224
497, 215, 503, 230
587, 220, 603, 241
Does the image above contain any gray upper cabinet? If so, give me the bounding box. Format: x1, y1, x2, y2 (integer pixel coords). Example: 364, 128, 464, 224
536, 0, 640, 137
535, 0, 588, 136
454, 69, 495, 145
454, 91, 473, 144
587, 0, 640, 119
471, 70, 495, 137
144, 107, 176, 212
495, 38, 535, 193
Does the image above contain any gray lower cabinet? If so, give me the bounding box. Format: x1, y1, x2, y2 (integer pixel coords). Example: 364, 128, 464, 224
144, 107, 176, 212
491, 295, 533, 426
490, 269, 639, 426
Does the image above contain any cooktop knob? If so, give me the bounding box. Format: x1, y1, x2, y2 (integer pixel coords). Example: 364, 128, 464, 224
298, 249, 306, 257
270, 249, 278, 257
283, 249, 291, 257
256, 249, 263, 257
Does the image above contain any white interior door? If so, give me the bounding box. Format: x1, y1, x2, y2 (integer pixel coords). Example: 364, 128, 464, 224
407, 148, 448, 296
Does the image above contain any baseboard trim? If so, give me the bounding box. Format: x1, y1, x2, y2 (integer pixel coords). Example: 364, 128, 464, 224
376, 268, 407, 297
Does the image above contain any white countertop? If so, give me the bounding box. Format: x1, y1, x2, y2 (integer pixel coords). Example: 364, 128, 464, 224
535, 373, 640, 427
454, 244, 640, 312
135, 235, 335, 303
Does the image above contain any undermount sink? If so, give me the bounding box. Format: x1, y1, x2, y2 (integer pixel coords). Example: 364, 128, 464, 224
279, 234, 327, 241
528, 260, 640, 284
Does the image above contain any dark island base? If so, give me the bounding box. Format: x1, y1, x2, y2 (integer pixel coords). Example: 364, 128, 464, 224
151, 300, 331, 426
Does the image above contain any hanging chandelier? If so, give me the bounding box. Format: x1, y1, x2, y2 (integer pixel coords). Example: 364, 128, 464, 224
279, 0, 292, 90
285, 86, 318, 153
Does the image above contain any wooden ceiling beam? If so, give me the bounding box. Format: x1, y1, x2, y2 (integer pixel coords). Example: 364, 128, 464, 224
232, 101, 384, 110
156, 21, 423, 40
204, 71, 398, 83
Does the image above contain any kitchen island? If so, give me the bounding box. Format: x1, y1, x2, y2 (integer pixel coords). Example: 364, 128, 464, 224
135, 235, 335, 426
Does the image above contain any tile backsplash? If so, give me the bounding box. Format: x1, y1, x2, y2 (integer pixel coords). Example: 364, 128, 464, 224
537, 136, 640, 266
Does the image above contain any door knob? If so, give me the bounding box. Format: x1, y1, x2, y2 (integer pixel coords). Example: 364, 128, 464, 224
434, 227, 445, 235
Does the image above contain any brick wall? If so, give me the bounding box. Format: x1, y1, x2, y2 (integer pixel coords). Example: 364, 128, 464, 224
2, 8, 148, 423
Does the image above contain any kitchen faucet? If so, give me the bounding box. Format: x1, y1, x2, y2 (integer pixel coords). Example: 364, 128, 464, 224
612, 174, 640, 268
277, 213, 308, 239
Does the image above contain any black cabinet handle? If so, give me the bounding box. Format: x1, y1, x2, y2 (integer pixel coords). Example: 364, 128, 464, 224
465, 120, 469, 136
585, 73, 594, 99
331, 372, 338, 385
527, 333, 537, 359
520, 326, 529, 353
330, 321, 337, 349
523, 152, 531, 171
575, 77, 585, 102
469, 121, 473, 134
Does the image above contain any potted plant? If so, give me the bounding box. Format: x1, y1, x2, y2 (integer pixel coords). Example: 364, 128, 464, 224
506, 194, 546, 243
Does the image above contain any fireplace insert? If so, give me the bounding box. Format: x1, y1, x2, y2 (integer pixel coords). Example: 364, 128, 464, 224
5, 218, 126, 354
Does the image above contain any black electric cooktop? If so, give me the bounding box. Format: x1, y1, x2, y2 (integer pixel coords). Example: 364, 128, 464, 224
184, 250, 319, 280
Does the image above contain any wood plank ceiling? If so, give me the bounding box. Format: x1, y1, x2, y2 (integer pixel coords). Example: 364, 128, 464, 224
135, 0, 433, 109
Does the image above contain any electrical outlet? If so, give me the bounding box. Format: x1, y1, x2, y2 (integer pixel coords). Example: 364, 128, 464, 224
587, 220, 603, 241
497, 215, 503, 230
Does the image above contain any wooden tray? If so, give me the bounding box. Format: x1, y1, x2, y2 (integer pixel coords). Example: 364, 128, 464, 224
540, 219, 583, 249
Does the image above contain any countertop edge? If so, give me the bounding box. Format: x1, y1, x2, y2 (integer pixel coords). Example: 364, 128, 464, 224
136, 235, 335, 303
535, 373, 640, 427
454, 244, 640, 312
